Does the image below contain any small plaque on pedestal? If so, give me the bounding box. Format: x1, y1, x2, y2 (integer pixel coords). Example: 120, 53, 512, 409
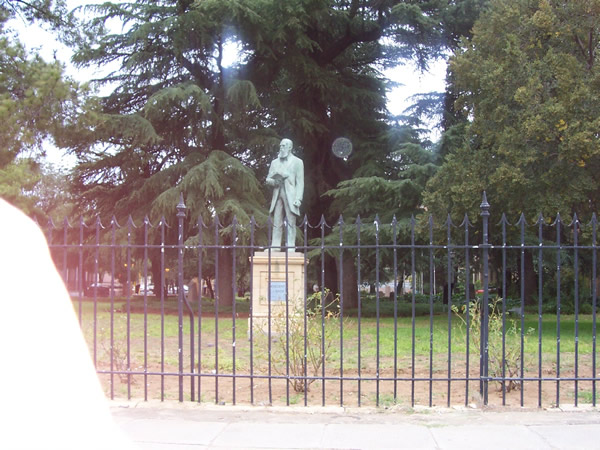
269, 281, 286, 302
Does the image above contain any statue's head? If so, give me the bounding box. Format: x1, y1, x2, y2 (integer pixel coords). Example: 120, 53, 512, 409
279, 138, 293, 158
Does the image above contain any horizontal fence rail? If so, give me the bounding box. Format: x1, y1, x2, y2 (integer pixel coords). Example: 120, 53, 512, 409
44, 194, 599, 408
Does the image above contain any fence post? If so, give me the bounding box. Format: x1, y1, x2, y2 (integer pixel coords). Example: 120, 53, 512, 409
480, 192, 490, 405
177, 193, 187, 402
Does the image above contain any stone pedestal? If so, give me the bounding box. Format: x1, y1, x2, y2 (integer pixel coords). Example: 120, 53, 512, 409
249, 251, 305, 334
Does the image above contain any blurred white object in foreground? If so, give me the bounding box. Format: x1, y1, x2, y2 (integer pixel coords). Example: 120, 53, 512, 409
0, 198, 133, 449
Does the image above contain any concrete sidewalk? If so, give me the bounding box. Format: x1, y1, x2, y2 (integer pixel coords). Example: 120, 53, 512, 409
111, 400, 600, 449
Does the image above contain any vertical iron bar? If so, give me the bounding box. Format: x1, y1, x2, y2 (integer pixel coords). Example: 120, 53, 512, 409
189, 235, 195, 403
214, 216, 220, 404
190, 295, 195, 402
177, 196, 186, 402
338, 216, 344, 406
501, 215, 508, 406
143, 217, 150, 401
188, 271, 195, 403
464, 215, 470, 407
110, 217, 117, 400
480, 193, 491, 405
375, 215, 381, 406
392, 217, 398, 402
160, 218, 166, 401
428, 216, 434, 407
320, 216, 326, 406
410, 216, 416, 406
285, 224, 290, 406
573, 215, 579, 406
78, 217, 84, 325
556, 214, 562, 407
267, 216, 273, 405
94, 218, 100, 368
519, 214, 526, 407
303, 216, 308, 405
592, 214, 598, 406
197, 215, 204, 403
126, 217, 133, 400
249, 217, 255, 405
63, 218, 68, 293
537, 214, 544, 408
356, 216, 362, 406
232, 217, 238, 405
446, 215, 452, 407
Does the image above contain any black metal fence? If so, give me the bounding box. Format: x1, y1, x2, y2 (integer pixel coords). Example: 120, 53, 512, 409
45, 193, 599, 408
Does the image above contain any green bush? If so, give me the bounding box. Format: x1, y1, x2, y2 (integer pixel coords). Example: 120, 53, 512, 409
346, 298, 445, 318
398, 293, 441, 304
542, 298, 594, 315
452, 298, 534, 393
266, 289, 342, 393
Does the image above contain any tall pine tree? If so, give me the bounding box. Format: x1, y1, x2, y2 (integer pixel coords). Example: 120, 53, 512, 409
63, 0, 485, 304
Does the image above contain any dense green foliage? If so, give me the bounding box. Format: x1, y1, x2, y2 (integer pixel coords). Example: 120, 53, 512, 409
0, 0, 79, 213
425, 0, 600, 223
419, 0, 600, 305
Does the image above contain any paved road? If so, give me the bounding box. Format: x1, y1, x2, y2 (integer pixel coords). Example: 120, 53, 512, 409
111, 400, 600, 449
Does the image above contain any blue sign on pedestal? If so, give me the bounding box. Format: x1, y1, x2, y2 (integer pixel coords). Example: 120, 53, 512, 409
269, 281, 286, 302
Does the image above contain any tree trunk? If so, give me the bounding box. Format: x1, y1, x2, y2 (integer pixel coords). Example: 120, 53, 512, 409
204, 276, 214, 299
150, 252, 163, 299
323, 254, 338, 296
216, 247, 234, 307
188, 277, 200, 302
523, 250, 536, 305
210, 35, 227, 152
339, 251, 358, 309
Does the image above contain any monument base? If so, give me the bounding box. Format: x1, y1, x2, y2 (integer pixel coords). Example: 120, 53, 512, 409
249, 250, 306, 335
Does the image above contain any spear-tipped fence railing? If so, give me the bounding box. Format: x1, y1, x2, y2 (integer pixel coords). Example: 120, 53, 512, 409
44, 193, 599, 408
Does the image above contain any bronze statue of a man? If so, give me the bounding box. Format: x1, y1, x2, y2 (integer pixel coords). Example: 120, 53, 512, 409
266, 138, 304, 251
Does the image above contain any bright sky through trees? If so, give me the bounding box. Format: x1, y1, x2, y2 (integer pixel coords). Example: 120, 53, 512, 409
385, 59, 447, 117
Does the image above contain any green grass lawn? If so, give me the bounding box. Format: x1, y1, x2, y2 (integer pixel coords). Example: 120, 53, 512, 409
75, 297, 600, 406
75, 298, 598, 367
